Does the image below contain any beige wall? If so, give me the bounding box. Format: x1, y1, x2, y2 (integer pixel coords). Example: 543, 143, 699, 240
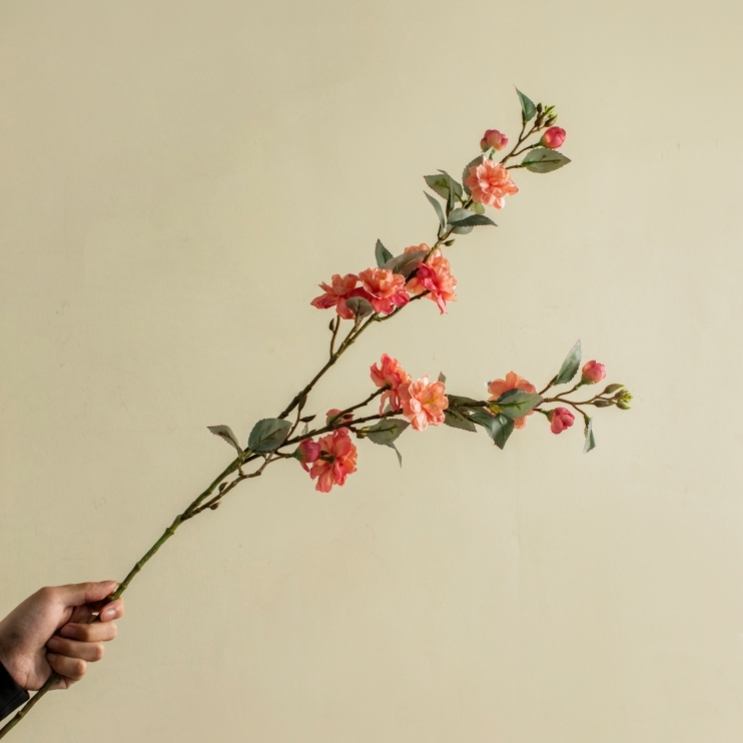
1, 1, 742, 741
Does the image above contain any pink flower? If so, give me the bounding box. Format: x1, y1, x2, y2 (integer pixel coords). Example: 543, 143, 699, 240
480, 129, 509, 152
311, 273, 362, 320
325, 408, 354, 425
487, 371, 536, 430
581, 360, 606, 385
399, 376, 449, 432
464, 159, 519, 210
358, 267, 409, 315
406, 248, 457, 314
309, 428, 358, 493
548, 407, 575, 434
540, 126, 566, 149
296, 439, 321, 472
370, 354, 411, 412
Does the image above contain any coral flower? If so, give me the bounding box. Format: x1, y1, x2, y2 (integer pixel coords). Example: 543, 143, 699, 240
358, 267, 409, 315
581, 360, 606, 385
487, 371, 536, 430
464, 159, 519, 210
296, 439, 321, 472
398, 376, 449, 432
370, 354, 411, 412
548, 407, 575, 434
406, 248, 457, 314
311, 273, 362, 320
309, 428, 358, 493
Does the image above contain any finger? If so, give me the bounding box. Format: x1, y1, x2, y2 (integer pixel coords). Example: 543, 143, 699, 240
56, 581, 119, 609
46, 653, 87, 683
100, 598, 124, 622
59, 621, 118, 643
67, 596, 123, 625
46, 636, 105, 662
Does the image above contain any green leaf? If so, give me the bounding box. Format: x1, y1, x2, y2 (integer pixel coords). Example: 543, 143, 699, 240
516, 88, 537, 123
461, 156, 482, 195
555, 340, 582, 385
424, 173, 450, 199
448, 213, 497, 228
364, 418, 410, 446
448, 394, 481, 408
471, 202, 485, 215
384, 250, 428, 279
438, 372, 446, 383
443, 409, 477, 433
584, 417, 596, 453
375, 239, 392, 267
247, 418, 292, 453
447, 207, 474, 235
424, 192, 446, 229
345, 296, 374, 318
470, 410, 515, 449
207, 425, 243, 455
438, 170, 463, 199
495, 389, 543, 419
521, 147, 571, 173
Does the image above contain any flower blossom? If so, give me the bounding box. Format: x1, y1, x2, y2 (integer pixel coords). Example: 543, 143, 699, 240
464, 159, 519, 210
487, 371, 536, 430
540, 126, 566, 149
358, 267, 409, 315
311, 273, 362, 320
548, 407, 575, 434
581, 360, 606, 385
405, 246, 456, 314
370, 354, 411, 413
480, 129, 509, 152
399, 375, 449, 432
308, 428, 358, 492
296, 439, 321, 471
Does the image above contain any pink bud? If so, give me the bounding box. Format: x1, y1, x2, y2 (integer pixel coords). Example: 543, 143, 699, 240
480, 129, 509, 152
549, 407, 575, 434
581, 360, 606, 385
540, 126, 566, 149
296, 439, 321, 471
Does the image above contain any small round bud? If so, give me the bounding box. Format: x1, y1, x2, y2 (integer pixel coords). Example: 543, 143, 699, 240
581, 360, 606, 385
480, 129, 509, 152
540, 126, 566, 149
547, 407, 575, 434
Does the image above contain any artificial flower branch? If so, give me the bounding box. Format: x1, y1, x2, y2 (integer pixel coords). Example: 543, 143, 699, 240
0, 87, 630, 739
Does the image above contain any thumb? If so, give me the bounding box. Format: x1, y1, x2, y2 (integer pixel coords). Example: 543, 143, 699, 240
55, 581, 119, 608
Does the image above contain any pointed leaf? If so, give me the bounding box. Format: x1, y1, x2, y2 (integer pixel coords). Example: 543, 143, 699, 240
516, 88, 537, 123
447, 394, 482, 408
555, 340, 582, 385
443, 409, 477, 433
461, 155, 482, 195
345, 296, 374, 318
522, 148, 571, 173
495, 389, 543, 419
447, 207, 474, 235
470, 410, 515, 449
447, 213, 497, 228
437, 170, 463, 199
424, 173, 450, 199
384, 250, 427, 279
438, 372, 446, 383
424, 192, 446, 229
248, 418, 292, 453
584, 417, 596, 453
364, 418, 410, 446
208, 425, 243, 455
375, 239, 393, 267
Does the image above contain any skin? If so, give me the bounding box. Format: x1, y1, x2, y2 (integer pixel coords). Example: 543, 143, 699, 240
0, 582, 124, 691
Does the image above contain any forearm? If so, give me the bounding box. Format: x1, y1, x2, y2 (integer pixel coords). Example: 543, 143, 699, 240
0, 663, 28, 722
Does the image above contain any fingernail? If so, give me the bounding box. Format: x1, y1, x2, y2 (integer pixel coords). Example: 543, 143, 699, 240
101, 606, 117, 621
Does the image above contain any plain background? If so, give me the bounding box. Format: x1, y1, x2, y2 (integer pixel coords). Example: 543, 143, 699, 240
1, 1, 742, 741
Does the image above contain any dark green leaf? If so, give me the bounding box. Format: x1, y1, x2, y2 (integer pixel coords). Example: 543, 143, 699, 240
470, 410, 515, 449
424, 192, 446, 229
461, 156, 482, 195
424, 173, 450, 199
448, 213, 497, 228
443, 409, 477, 433
364, 418, 410, 446
345, 296, 374, 318
375, 239, 392, 267
438, 170, 463, 198
207, 425, 243, 455
447, 208, 474, 235
385, 250, 427, 279
516, 88, 537, 122
495, 389, 543, 419
555, 340, 582, 385
248, 418, 292, 453
521, 147, 571, 173
448, 394, 481, 408
438, 371, 446, 383
584, 418, 596, 453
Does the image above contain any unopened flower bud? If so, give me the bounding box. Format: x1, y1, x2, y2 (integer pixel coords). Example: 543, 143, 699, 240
295, 439, 321, 471
593, 399, 612, 408
480, 129, 509, 152
617, 400, 631, 410
615, 390, 632, 409
545, 115, 557, 127
602, 383, 624, 395
581, 360, 606, 385
540, 126, 566, 149
547, 407, 575, 434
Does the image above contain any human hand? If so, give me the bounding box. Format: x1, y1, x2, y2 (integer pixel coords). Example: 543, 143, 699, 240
0, 582, 124, 691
